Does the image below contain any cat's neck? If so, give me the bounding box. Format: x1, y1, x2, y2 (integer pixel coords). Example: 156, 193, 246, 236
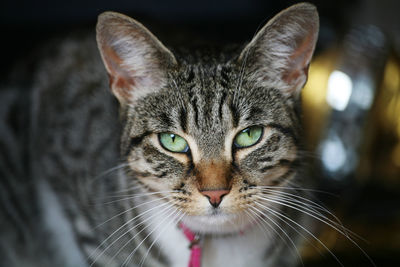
201, 228, 275, 267
141, 196, 280, 267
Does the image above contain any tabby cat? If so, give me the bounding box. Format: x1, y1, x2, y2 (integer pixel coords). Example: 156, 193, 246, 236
0, 3, 322, 267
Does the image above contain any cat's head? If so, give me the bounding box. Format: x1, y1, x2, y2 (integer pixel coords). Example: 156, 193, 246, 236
96, 3, 319, 234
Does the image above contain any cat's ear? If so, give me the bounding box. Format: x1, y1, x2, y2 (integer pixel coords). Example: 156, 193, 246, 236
96, 12, 177, 105
239, 3, 319, 98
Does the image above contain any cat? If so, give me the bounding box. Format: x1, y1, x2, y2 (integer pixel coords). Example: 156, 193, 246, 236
0, 2, 322, 267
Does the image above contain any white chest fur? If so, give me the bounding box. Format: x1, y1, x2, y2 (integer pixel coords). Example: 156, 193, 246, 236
145, 202, 273, 267
201, 226, 271, 267
144, 203, 191, 267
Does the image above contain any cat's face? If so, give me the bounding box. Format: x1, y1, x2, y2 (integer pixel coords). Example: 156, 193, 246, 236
96, 3, 319, 234
121, 66, 300, 233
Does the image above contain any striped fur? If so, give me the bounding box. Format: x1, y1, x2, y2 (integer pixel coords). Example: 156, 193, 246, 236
0, 3, 320, 267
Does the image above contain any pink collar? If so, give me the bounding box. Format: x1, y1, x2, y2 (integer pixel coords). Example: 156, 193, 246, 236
179, 223, 202, 267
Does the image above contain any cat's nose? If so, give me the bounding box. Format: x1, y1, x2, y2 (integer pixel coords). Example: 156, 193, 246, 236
200, 189, 230, 208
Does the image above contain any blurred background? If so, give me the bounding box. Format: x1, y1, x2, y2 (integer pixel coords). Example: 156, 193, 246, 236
1, 0, 399, 266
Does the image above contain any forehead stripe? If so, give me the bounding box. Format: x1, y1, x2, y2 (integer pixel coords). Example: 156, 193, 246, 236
179, 107, 188, 133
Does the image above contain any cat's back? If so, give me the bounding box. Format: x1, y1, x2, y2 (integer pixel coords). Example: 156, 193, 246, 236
0, 32, 122, 267
30, 32, 121, 184
31, 32, 124, 266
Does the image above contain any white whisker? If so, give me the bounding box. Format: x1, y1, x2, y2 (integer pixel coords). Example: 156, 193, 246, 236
94, 195, 171, 228
259, 187, 340, 222
256, 193, 361, 241
139, 210, 185, 267
257, 195, 375, 266
89, 201, 171, 266
243, 209, 270, 239
248, 205, 303, 265
253, 200, 325, 259
121, 205, 179, 267
106, 182, 144, 195
257, 185, 337, 196
254, 201, 344, 267
99, 190, 177, 205
100, 204, 175, 267
89, 162, 130, 184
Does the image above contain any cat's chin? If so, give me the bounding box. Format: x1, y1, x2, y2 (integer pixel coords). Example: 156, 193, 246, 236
182, 212, 253, 235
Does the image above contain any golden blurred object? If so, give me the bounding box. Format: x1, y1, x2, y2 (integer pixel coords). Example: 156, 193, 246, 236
382, 58, 400, 169
361, 55, 400, 182
302, 49, 337, 150
300, 24, 400, 264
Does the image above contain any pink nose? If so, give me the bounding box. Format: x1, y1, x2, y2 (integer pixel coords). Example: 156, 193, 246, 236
200, 189, 230, 208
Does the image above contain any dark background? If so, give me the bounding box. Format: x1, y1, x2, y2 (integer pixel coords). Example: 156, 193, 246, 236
1, 0, 399, 76
1, 0, 400, 266
0, 0, 364, 72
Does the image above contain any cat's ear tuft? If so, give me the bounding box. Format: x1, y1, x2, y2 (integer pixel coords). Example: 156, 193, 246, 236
96, 12, 177, 105
239, 3, 319, 98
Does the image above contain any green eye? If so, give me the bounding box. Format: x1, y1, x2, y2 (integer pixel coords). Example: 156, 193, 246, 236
159, 133, 189, 153
234, 126, 263, 148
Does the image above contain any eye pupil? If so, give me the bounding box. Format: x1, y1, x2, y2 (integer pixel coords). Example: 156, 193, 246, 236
246, 129, 251, 137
